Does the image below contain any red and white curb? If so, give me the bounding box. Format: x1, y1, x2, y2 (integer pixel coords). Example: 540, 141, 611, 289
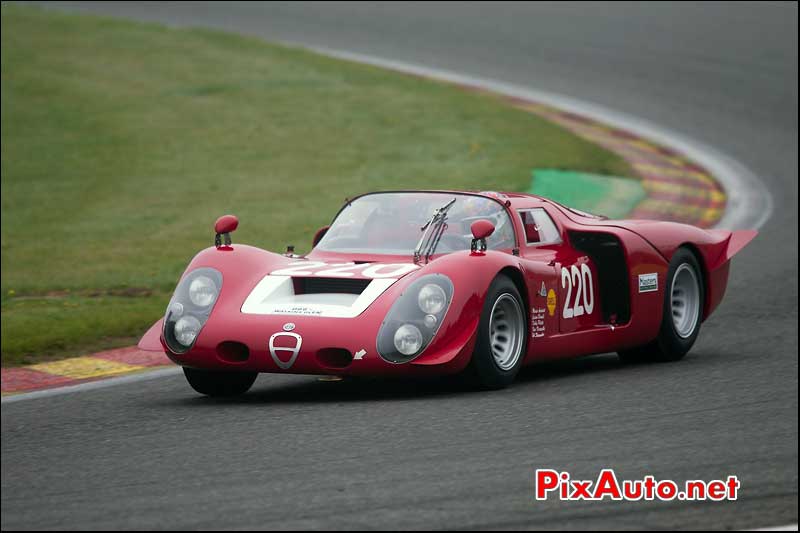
2, 346, 173, 397
504, 98, 726, 227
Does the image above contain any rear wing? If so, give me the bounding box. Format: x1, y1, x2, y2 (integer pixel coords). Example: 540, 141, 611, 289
705, 229, 758, 270
700, 229, 757, 320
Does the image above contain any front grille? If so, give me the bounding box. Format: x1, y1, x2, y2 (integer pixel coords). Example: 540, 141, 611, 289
295, 277, 371, 295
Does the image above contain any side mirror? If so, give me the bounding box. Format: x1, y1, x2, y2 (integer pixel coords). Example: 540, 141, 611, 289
312, 225, 330, 248
470, 219, 495, 254
214, 215, 239, 248
471, 219, 495, 240
215, 215, 238, 234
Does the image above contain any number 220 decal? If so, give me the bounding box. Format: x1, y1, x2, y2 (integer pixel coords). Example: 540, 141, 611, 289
561, 264, 594, 319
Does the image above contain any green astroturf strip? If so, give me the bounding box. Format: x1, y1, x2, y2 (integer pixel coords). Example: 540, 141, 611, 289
528, 169, 646, 219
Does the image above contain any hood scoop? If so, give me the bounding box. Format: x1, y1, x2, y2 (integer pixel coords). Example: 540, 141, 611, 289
297, 277, 371, 295
241, 274, 397, 318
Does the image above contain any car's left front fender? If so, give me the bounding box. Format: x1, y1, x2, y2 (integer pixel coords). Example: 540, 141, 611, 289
407, 250, 527, 368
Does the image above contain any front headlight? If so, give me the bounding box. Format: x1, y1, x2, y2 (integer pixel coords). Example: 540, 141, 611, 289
189, 275, 218, 307
163, 267, 222, 354
394, 324, 424, 355
174, 315, 202, 347
377, 274, 453, 363
418, 283, 446, 314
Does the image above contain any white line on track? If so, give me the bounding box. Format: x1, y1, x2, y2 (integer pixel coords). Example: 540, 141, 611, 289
750, 525, 799, 531
1, 366, 182, 404
2, 44, 774, 405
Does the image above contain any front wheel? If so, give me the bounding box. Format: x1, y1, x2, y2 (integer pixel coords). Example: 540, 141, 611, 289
619, 247, 704, 363
468, 275, 528, 389
183, 367, 258, 397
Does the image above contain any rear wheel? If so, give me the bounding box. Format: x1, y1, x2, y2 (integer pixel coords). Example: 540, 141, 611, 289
183, 367, 257, 397
468, 275, 527, 389
619, 247, 704, 363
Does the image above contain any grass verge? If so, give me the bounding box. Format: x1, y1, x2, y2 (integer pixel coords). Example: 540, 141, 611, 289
1, 5, 633, 365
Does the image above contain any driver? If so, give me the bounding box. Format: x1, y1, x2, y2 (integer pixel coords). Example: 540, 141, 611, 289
362, 202, 420, 250
458, 195, 515, 249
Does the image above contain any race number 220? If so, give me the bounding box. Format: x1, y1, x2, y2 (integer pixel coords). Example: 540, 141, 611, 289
561, 264, 594, 319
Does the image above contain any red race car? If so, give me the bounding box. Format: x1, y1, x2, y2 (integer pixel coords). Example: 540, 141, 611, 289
138, 190, 756, 395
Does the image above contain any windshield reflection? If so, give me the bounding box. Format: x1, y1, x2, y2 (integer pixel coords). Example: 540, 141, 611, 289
316, 192, 515, 255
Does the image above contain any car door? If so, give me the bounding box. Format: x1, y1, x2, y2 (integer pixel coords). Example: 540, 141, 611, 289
517, 206, 602, 335
515, 207, 562, 339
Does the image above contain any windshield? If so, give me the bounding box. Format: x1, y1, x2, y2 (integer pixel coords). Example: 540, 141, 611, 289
316, 192, 516, 255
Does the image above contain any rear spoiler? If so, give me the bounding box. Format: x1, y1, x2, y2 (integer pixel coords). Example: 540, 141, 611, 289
706, 229, 758, 270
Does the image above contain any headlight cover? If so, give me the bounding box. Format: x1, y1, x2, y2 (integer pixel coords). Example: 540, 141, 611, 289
418, 283, 447, 314
163, 267, 223, 354
377, 274, 454, 363
188, 275, 218, 308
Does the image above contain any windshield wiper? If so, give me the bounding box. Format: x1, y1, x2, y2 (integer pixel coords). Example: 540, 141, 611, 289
414, 198, 457, 264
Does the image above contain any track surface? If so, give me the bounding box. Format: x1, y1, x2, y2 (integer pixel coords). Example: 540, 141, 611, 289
3, 2, 798, 529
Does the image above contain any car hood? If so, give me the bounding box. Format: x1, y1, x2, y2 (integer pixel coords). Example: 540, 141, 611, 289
239, 258, 421, 318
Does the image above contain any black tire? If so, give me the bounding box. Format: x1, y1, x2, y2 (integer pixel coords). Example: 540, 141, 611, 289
183, 367, 257, 397
468, 274, 528, 389
618, 247, 704, 363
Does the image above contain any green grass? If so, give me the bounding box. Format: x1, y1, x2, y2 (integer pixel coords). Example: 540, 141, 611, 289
0, 5, 633, 366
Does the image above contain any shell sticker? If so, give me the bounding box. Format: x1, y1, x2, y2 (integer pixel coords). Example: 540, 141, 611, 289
547, 288, 557, 316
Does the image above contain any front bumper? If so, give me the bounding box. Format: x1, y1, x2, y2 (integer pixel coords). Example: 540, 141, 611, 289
164, 313, 475, 377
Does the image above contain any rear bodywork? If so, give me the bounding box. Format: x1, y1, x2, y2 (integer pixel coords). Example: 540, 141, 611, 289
139, 191, 755, 376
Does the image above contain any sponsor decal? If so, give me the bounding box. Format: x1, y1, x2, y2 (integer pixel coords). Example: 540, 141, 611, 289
547, 289, 557, 317
531, 307, 546, 338
272, 306, 323, 316
538, 281, 547, 297
638, 273, 658, 293
269, 332, 303, 369
283, 322, 296, 331
354, 349, 367, 360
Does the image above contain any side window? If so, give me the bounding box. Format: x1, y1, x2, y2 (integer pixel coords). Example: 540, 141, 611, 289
519, 209, 561, 245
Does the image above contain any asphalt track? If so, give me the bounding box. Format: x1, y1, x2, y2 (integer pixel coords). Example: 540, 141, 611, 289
3, 2, 798, 530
